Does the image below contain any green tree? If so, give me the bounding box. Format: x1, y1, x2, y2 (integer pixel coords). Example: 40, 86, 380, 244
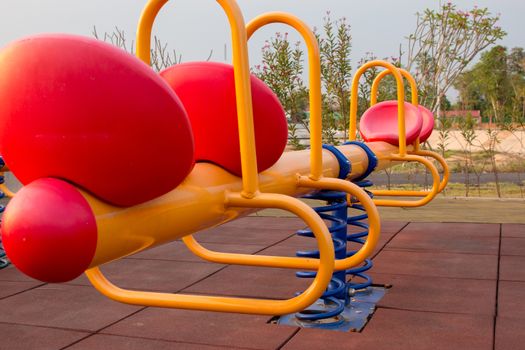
404, 3, 505, 120
253, 33, 309, 149
317, 13, 352, 142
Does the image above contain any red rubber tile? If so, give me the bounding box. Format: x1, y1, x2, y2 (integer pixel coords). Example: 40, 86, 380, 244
497, 281, 525, 320
103, 308, 298, 349
386, 222, 499, 254
502, 224, 525, 238
500, 237, 525, 256
194, 221, 296, 245
495, 317, 525, 350
0, 284, 140, 331
0, 323, 88, 350
0, 280, 44, 299
283, 308, 493, 350
224, 216, 304, 229
67, 259, 224, 292
373, 250, 498, 279
127, 241, 266, 263
500, 256, 525, 282
370, 273, 496, 315
184, 264, 310, 299
67, 334, 231, 350
0, 265, 39, 282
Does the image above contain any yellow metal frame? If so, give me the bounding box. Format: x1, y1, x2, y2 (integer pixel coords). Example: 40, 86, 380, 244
370, 68, 449, 194
182, 11, 380, 272
85, 0, 339, 315
349, 61, 441, 207
0, 175, 16, 198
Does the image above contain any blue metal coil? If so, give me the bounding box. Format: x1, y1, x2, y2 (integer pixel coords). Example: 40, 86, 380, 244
294, 190, 349, 321
346, 180, 374, 291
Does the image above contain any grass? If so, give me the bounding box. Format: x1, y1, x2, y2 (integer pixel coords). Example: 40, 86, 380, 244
375, 182, 525, 199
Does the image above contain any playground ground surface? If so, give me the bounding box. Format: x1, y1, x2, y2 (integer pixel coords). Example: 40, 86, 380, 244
0, 196, 523, 349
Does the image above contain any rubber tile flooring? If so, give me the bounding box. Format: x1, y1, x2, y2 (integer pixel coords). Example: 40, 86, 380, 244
0, 217, 522, 350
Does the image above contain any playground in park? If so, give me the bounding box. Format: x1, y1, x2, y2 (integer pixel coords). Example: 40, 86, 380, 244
0, 0, 523, 349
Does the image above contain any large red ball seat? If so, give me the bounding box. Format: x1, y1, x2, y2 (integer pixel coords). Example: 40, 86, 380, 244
161, 62, 288, 176
359, 100, 423, 146
0, 34, 195, 207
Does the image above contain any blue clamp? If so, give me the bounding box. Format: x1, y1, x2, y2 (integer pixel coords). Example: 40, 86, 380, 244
343, 141, 378, 182
322, 144, 351, 180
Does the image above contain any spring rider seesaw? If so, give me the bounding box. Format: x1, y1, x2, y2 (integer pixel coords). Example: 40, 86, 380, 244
0, 0, 448, 332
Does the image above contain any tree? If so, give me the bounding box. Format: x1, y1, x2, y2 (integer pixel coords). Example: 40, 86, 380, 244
317, 13, 352, 142
253, 33, 309, 149
404, 3, 505, 120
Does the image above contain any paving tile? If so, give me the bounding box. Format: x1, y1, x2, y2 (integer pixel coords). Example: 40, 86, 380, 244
127, 240, 266, 263
387, 222, 500, 255
66, 334, 231, 350
283, 308, 493, 350
0, 280, 44, 299
495, 317, 525, 350
372, 250, 498, 280
67, 258, 224, 292
0, 265, 40, 282
500, 237, 525, 256
497, 281, 525, 320
0, 323, 88, 350
502, 224, 525, 238
500, 256, 525, 282
0, 284, 140, 331
184, 265, 310, 300
103, 308, 297, 349
194, 224, 295, 246
370, 273, 496, 315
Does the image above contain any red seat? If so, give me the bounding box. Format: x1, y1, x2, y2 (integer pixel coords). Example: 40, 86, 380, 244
359, 100, 423, 146
0, 35, 195, 207
418, 105, 435, 143
161, 62, 288, 177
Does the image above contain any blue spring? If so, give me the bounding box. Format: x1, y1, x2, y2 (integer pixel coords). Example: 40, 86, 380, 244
294, 190, 349, 321
0, 156, 9, 269
346, 180, 374, 291
294, 180, 375, 322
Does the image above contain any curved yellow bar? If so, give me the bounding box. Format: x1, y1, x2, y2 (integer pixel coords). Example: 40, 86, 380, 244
371, 68, 418, 107
183, 175, 380, 271
349, 60, 407, 156
181, 12, 380, 271
370, 68, 450, 193
246, 12, 323, 181
137, 0, 259, 199
86, 192, 335, 315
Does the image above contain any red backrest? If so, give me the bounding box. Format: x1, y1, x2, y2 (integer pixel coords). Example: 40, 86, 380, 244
0, 34, 195, 206
359, 100, 423, 146
418, 105, 435, 143
161, 62, 288, 176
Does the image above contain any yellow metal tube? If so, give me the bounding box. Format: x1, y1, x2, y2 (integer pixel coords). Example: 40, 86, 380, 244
86, 192, 335, 315
83, 143, 399, 269
369, 68, 450, 193
183, 175, 380, 271
246, 12, 323, 180
137, 0, 260, 198
349, 60, 407, 156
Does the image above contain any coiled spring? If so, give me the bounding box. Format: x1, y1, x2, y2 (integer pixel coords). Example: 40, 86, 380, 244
346, 180, 374, 291
294, 190, 349, 322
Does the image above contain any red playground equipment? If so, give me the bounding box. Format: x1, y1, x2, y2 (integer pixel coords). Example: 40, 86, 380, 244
0, 0, 448, 331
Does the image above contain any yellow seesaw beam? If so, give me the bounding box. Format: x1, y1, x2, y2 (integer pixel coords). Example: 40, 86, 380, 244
84, 141, 398, 269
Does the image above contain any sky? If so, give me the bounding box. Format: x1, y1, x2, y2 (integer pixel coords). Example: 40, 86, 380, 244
0, 0, 523, 100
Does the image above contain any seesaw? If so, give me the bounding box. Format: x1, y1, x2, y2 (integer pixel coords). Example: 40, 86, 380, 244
0, 0, 447, 317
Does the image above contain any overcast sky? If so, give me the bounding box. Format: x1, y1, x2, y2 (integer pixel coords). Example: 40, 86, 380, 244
0, 1, 523, 100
